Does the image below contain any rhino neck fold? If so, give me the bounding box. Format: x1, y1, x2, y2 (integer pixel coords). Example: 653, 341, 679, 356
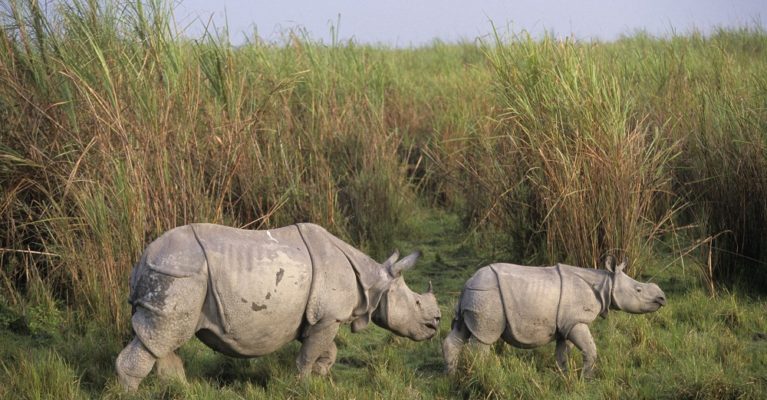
556, 264, 613, 319
600, 272, 614, 318
326, 232, 392, 321
368, 280, 391, 328
335, 245, 390, 320
296, 222, 389, 331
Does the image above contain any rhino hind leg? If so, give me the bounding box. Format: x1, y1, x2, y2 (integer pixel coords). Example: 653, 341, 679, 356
116, 337, 156, 392
121, 270, 207, 390
461, 289, 506, 346
443, 288, 505, 374
442, 317, 470, 374
156, 351, 186, 383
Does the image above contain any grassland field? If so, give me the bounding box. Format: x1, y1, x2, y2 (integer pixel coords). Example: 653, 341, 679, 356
1, 0, 767, 398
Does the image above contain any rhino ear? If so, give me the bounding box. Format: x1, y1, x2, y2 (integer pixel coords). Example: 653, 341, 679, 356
382, 250, 400, 269
389, 251, 421, 277
605, 255, 616, 272
616, 257, 628, 274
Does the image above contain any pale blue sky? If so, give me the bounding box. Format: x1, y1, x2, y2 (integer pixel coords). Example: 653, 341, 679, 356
174, 0, 766, 46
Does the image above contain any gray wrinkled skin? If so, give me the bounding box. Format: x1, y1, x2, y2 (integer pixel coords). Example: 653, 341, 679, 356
116, 223, 440, 391
443, 256, 665, 378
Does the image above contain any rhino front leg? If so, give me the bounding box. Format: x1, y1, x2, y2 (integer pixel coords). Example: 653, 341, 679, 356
297, 322, 340, 378
555, 338, 574, 372
568, 324, 597, 379
116, 337, 156, 391
312, 340, 337, 376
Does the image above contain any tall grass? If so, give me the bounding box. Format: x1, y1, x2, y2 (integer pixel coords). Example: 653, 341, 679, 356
0, 0, 452, 331
609, 29, 767, 286
429, 28, 767, 282
431, 32, 681, 272
673, 29, 767, 286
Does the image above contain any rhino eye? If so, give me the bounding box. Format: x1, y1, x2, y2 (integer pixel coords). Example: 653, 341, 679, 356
416, 300, 421, 306
635, 286, 642, 293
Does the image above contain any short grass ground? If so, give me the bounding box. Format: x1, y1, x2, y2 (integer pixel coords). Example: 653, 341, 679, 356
1, 211, 765, 399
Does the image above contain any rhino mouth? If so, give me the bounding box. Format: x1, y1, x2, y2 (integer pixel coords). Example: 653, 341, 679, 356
425, 322, 438, 331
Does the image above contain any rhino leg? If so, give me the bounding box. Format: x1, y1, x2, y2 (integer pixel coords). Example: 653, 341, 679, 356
120, 269, 207, 390
312, 340, 337, 376
468, 335, 493, 353
297, 322, 340, 378
442, 317, 471, 374
568, 324, 597, 379
444, 288, 504, 374
555, 338, 574, 372
116, 337, 156, 392
461, 289, 505, 347
156, 351, 186, 383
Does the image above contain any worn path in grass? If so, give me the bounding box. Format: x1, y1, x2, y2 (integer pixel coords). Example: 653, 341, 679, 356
1, 210, 767, 399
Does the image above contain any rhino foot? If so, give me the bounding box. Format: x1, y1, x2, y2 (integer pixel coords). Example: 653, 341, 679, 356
297, 322, 340, 378
156, 351, 186, 383
116, 338, 156, 392
311, 341, 337, 376
568, 324, 597, 379
442, 317, 471, 374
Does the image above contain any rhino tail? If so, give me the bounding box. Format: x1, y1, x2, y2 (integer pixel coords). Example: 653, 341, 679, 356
450, 287, 467, 330
127, 253, 149, 315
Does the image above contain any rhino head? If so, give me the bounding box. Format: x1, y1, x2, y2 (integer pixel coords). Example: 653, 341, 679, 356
366, 251, 441, 341
606, 256, 667, 314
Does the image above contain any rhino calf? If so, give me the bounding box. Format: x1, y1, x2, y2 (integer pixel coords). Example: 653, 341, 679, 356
116, 223, 440, 391
443, 256, 665, 377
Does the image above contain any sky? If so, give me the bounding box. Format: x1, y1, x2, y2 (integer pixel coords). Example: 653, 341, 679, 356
174, 0, 767, 46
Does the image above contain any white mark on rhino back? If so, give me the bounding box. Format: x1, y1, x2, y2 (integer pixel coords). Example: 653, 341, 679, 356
266, 231, 278, 243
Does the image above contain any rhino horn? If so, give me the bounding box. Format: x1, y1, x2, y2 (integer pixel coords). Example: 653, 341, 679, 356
382, 250, 400, 269
389, 251, 421, 277
425, 281, 433, 294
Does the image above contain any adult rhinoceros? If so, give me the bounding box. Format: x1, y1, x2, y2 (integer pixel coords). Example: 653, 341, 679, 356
442, 256, 665, 377
116, 223, 441, 391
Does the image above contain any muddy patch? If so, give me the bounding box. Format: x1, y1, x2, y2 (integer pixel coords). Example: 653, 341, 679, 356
132, 270, 175, 310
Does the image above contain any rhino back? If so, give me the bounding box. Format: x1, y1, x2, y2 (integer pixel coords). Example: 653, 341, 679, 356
192, 223, 312, 356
